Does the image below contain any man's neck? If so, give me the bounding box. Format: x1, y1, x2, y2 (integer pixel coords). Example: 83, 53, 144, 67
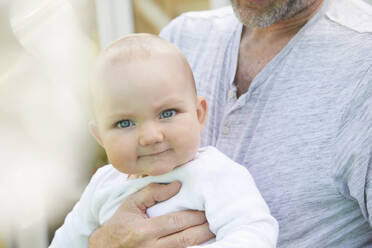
243, 0, 325, 41
233, 0, 325, 97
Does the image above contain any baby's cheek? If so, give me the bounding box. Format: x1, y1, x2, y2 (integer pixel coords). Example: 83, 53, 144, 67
108, 146, 136, 174
178, 127, 200, 158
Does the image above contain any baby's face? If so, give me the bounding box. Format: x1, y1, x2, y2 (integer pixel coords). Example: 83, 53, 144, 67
92, 55, 206, 176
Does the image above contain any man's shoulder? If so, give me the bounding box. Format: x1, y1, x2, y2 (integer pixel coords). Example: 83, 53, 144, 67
312, 0, 372, 69
326, 0, 372, 34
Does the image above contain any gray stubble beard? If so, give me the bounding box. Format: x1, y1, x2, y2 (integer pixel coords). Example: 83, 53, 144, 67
231, 0, 316, 28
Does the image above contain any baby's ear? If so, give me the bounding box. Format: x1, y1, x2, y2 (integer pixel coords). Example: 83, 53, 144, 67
196, 96, 208, 131
88, 120, 104, 147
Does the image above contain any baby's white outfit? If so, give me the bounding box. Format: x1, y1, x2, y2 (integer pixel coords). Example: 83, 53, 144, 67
50, 146, 278, 247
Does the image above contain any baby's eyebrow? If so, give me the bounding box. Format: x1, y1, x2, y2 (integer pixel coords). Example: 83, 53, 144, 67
104, 111, 135, 121
152, 97, 184, 110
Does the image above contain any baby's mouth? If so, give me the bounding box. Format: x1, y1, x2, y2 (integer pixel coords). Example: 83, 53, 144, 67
139, 149, 171, 158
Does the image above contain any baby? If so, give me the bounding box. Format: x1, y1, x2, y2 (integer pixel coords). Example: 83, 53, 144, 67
50, 34, 278, 248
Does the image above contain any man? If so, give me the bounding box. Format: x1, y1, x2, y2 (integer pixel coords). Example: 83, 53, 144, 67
89, 0, 372, 247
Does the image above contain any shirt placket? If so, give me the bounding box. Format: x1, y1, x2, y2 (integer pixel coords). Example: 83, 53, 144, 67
216, 88, 249, 159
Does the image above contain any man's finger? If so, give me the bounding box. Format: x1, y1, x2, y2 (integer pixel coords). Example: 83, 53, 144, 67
126, 181, 182, 213
155, 222, 215, 248
150, 210, 207, 237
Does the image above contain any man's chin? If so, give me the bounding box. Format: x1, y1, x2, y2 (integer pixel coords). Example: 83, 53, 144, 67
234, 10, 279, 28
231, 0, 304, 28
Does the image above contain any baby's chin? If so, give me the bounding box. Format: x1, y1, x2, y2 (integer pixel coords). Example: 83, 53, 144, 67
143, 156, 196, 176
115, 161, 177, 178
144, 161, 179, 176
128, 159, 191, 178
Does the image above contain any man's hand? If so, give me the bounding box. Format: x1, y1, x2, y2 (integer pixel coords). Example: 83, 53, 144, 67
88, 181, 214, 248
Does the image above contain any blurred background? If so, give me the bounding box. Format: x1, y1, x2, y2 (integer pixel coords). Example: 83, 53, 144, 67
0, 0, 230, 247
0, 0, 371, 247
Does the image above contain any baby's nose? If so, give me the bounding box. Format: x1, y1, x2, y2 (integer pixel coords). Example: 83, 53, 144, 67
138, 122, 164, 146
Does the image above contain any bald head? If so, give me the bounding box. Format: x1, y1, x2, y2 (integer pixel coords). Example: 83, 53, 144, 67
101, 34, 187, 63
94, 33, 196, 95
91, 34, 197, 118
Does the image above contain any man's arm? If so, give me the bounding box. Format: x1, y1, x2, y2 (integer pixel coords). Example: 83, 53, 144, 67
88, 182, 214, 248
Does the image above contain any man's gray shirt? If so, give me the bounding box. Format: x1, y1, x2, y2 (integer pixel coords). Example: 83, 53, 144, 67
160, 0, 372, 247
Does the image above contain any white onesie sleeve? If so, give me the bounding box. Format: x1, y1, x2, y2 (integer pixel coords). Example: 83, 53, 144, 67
189, 147, 278, 248
49, 166, 114, 248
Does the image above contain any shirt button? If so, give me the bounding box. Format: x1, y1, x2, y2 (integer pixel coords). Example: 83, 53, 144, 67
228, 90, 237, 100
222, 125, 229, 134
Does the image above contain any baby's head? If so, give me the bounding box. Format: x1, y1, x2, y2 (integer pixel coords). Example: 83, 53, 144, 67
90, 33, 207, 177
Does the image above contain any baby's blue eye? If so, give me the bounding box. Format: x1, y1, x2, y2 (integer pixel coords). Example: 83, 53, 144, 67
160, 109, 176, 119
116, 120, 134, 128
